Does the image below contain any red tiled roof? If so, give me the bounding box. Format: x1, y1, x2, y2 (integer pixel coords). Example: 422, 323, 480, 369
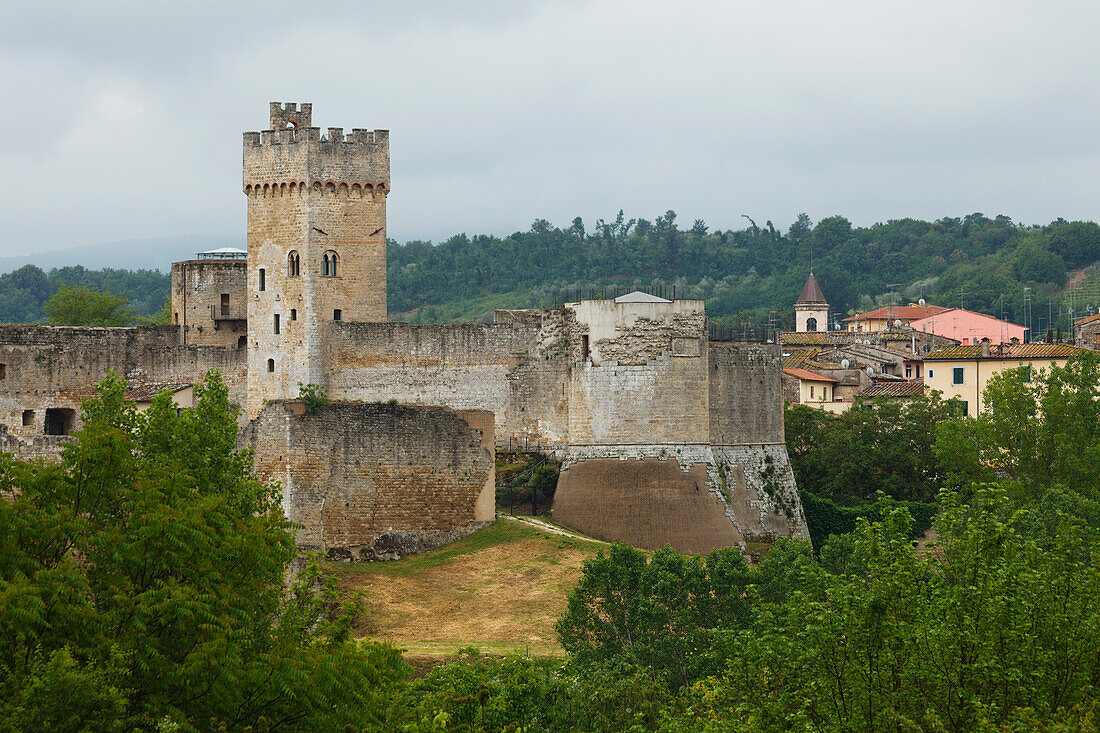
844, 304, 949, 323
860, 380, 925, 398
925, 343, 1083, 360
797, 273, 827, 303
125, 382, 191, 402
1075, 313, 1100, 326
784, 367, 839, 383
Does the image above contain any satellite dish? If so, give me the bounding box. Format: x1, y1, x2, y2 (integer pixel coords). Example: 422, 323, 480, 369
841, 359, 850, 368
864, 339, 871, 345
866, 366, 874, 376
918, 298, 926, 306
894, 319, 902, 328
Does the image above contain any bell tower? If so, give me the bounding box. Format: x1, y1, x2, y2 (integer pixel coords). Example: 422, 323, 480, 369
795, 272, 829, 332
242, 102, 390, 415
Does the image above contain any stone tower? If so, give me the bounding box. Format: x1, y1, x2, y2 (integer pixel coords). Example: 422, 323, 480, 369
795, 272, 829, 332
243, 103, 389, 415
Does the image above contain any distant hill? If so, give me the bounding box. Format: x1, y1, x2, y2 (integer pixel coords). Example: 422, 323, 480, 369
0, 234, 241, 275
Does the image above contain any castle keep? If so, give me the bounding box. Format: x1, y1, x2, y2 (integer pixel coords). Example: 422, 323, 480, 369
0, 102, 808, 556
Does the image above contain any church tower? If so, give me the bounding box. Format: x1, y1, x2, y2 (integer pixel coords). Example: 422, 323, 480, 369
795, 272, 829, 332
243, 103, 389, 415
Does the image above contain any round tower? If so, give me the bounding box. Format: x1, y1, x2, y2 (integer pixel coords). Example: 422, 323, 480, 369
795, 272, 829, 332
243, 102, 390, 415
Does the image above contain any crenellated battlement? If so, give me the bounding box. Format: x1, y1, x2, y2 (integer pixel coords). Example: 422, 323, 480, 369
270, 101, 312, 130
243, 103, 390, 189
242, 127, 389, 148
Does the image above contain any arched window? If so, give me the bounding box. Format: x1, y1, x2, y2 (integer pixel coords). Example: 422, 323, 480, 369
267, 358, 275, 373
806, 317, 818, 332
322, 250, 339, 277
287, 251, 300, 277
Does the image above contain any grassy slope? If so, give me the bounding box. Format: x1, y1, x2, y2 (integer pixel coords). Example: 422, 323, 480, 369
328, 516, 606, 656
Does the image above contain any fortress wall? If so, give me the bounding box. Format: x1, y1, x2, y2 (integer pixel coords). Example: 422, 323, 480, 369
0, 325, 247, 440
708, 342, 785, 446
566, 300, 710, 446
323, 317, 571, 445
242, 401, 494, 560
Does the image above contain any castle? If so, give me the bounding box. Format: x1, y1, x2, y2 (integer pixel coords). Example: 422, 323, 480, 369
0, 103, 808, 557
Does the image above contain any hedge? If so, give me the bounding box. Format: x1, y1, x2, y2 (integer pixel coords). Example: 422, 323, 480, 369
800, 489, 938, 552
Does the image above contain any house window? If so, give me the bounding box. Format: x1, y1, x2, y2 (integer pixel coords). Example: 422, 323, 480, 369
274, 314, 280, 334
259, 268, 266, 291
333, 309, 342, 321
806, 317, 818, 332
267, 358, 275, 373
810, 385, 815, 399
952, 366, 965, 385
221, 293, 230, 316
905, 364, 912, 378
44, 408, 76, 436
291, 309, 297, 321
288, 251, 300, 277
22, 409, 33, 426
928, 368, 935, 379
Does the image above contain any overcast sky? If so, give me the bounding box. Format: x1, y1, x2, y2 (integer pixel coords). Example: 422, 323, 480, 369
2, 0, 1098, 257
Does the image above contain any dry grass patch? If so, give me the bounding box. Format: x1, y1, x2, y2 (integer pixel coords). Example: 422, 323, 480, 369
328, 516, 605, 657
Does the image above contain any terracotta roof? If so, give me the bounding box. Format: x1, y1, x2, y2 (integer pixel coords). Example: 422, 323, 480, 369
925, 343, 1083, 360
797, 273, 827, 303
1075, 313, 1100, 326
784, 367, 838, 383
860, 380, 925, 398
783, 352, 843, 371
844, 304, 949, 323
125, 382, 192, 402
781, 331, 861, 346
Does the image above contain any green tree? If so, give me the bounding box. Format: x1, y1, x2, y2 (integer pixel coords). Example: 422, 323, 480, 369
43, 283, 136, 326
0, 371, 407, 731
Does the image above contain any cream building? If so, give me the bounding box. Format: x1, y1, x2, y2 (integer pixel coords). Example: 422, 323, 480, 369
923, 342, 1082, 415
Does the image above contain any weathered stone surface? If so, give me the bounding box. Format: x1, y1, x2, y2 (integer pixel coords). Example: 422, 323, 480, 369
241, 402, 495, 559
171, 259, 248, 348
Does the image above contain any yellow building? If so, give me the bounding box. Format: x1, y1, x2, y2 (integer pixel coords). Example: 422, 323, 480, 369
923, 342, 1082, 415
844, 303, 948, 332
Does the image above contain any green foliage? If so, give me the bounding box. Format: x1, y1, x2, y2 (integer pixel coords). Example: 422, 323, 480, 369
786, 392, 956, 504
0, 264, 169, 324
0, 371, 408, 731
43, 283, 137, 326
298, 382, 332, 414
662, 490, 1100, 731
799, 489, 937, 551
556, 544, 753, 690
388, 212, 1091, 325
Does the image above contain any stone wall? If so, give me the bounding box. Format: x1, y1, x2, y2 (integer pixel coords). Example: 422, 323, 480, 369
708, 342, 785, 446
242, 401, 495, 559
171, 259, 248, 348
323, 315, 571, 445
0, 325, 247, 441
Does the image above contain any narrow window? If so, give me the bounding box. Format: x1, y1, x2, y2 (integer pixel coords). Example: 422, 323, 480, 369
333, 309, 342, 321
322, 255, 329, 277
267, 358, 275, 373
237, 335, 247, 349
322, 250, 339, 277
928, 368, 935, 379
274, 314, 280, 334
581, 334, 590, 359
952, 366, 964, 385
330, 252, 338, 277
290, 309, 297, 321
0, 363, 6, 379
173, 312, 179, 325
288, 251, 300, 277
810, 385, 815, 399
21, 409, 33, 426
259, 268, 266, 291
905, 364, 912, 378
221, 293, 230, 316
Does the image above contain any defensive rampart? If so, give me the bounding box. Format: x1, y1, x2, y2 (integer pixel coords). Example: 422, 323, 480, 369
242, 401, 495, 560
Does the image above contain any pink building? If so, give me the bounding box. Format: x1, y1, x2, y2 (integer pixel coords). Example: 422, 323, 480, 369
908, 308, 1026, 345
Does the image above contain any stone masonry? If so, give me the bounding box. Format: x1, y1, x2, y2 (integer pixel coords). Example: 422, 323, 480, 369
0, 101, 810, 559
